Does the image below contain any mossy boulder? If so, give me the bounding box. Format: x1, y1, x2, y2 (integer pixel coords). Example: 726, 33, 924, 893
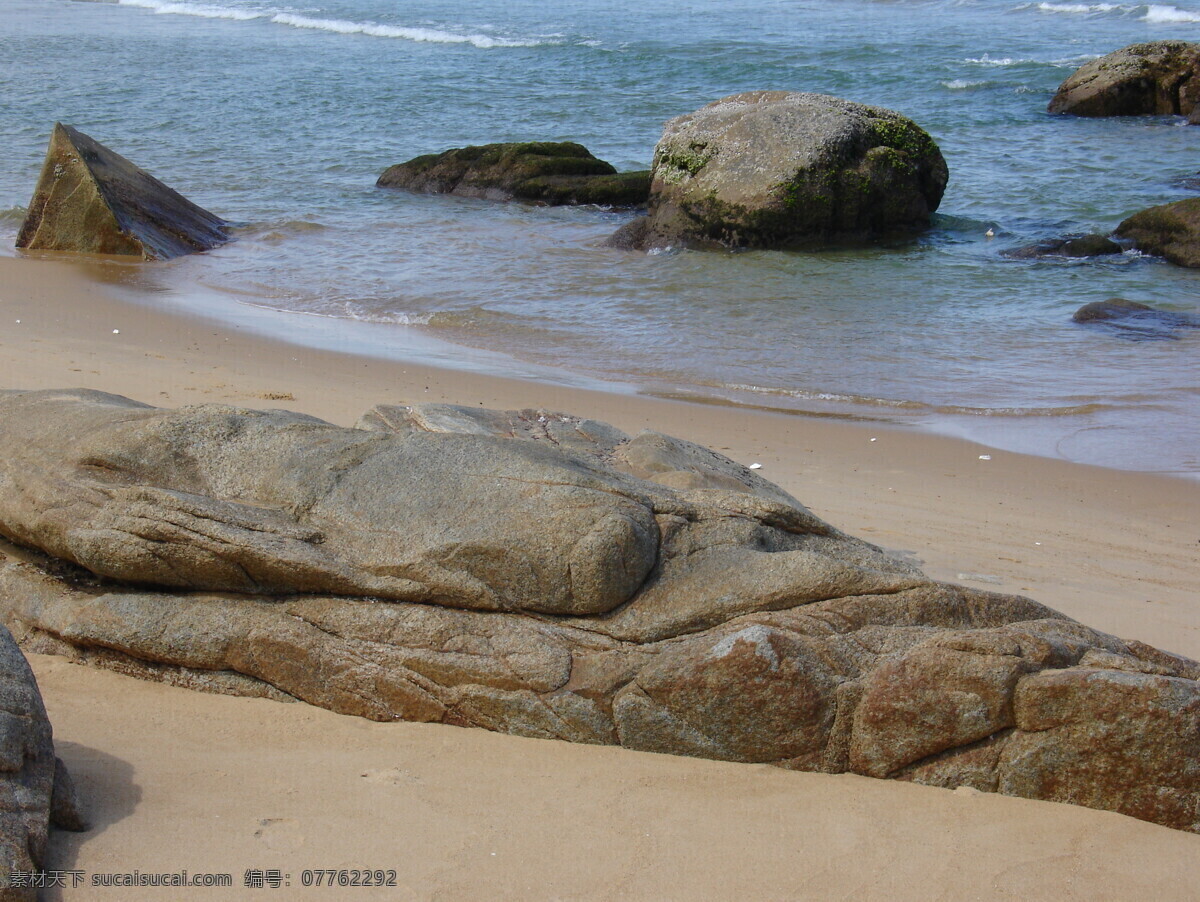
376, 142, 649, 207
608, 92, 948, 251
1115, 197, 1200, 267
1048, 41, 1200, 119
16, 123, 228, 260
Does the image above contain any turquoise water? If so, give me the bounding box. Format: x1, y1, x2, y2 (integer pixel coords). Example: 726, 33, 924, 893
2, 0, 1199, 474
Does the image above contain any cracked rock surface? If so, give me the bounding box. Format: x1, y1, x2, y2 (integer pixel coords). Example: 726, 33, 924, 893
0, 389, 1197, 834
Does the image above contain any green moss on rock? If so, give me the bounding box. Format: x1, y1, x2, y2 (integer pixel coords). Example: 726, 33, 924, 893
1115, 197, 1200, 267
376, 142, 648, 207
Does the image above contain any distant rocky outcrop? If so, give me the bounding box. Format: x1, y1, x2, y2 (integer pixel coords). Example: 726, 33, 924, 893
15, 124, 228, 260
1073, 298, 1200, 339
1115, 197, 1200, 267
0, 389, 1199, 834
1002, 234, 1123, 259
376, 142, 650, 207
0, 625, 84, 901
607, 91, 948, 251
1049, 41, 1200, 119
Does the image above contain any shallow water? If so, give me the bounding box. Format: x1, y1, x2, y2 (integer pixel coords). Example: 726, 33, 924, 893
1, 0, 1198, 474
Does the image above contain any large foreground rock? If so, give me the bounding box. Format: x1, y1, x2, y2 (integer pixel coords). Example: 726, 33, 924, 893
609, 92, 948, 251
1115, 196, 1200, 267
377, 142, 650, 207
16, 123, 228, 260
0, 625, 84, 901
1049, 41, 1200, 118
0, 390, 1198, 834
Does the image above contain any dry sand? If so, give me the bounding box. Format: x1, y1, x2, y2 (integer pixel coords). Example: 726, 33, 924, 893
1, 253, 1198, 899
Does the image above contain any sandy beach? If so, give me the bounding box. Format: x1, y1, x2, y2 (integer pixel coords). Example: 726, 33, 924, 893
2, 252, 1199, 899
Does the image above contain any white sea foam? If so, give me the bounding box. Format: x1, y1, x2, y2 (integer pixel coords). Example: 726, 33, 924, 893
964, 54, 1023, 66
1144, 3, 1200, 22
115, 0, 543, 46
942, 79, 987, 89
269, 13, 536, 47
1036, 2, 1122, 12
118, 0, 264, 20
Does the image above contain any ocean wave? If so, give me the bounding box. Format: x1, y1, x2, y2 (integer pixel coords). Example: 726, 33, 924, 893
113, 0, 547, 47
1035, 2, 1124, 12
239, 299, 435, 326
963, 54, 1028, 67
1144, 3, 1200, 21
118, 0, 265, 20
0, 206, 26, 224
268, 13, 539, 48
721, 383, 1112, 417
942, 79, 988, 90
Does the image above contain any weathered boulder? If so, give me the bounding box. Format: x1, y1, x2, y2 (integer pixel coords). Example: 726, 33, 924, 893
16, 124, 228, 260
376, 142, 650, 207
0, 624, 84, 901
607, 91, 948, 251
1002, 234, 1123, 259
0, 389, 1198, 834
1115, 197, 1200, 267
1072, 298, 1200, 340
1048, 41, 1200, 118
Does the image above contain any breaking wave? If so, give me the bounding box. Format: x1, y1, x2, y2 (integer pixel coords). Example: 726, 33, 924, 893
114, 0, 548, 47
1144, 3, 1200, 21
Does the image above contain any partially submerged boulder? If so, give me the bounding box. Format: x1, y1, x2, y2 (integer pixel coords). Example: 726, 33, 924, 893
1048, 41, 1200, 118
16, 123, 228, 260
0, 624, 84, 901
376, 142, 650, 207
1073, 298, 1200, 340
608, 91, 948, 251
1115, 197, 1200, 267
1002, 234, 1123, 260
0, 389, 1198, 834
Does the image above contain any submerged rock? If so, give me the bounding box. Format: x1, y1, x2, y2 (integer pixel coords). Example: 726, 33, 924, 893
15, 123, 228, 260
0, 389, 1199, 834
376, 142, 650, 207
1115, 197, 1200, 267
0, 624, 84, 900
1002, 234, 1123, 259
1073, 298, 1200, 340
1049, 41, 1200, 118
608, 91, 948, 251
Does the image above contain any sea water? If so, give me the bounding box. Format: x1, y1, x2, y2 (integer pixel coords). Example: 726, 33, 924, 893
1, 0, 1198, 475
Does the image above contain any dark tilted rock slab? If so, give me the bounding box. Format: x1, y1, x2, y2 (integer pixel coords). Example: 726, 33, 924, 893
608, 91, 948, 251
0, 390, 1199, 834
16, 124, 228, 260
376, 142, 650, 207
1002, 234, 1123, 260
1049, 41, 1200, 119
0, 624, 84, 901
1115, 197, 1200, 267
1073, 298, 1200, 340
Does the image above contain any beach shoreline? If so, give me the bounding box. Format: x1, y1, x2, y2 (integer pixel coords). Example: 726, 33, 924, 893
1, 251, 1198, 898
2, 252, 1196, 652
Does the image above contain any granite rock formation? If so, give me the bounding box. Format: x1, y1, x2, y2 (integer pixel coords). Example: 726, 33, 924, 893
0, 625, 84, 901
1115, 197, 1200, 267
376, 142, 650, 207
16, 124, 228, 260
607, 91, 948, 251
1049, 41, 1200, 119
0, 389, 1198, 834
